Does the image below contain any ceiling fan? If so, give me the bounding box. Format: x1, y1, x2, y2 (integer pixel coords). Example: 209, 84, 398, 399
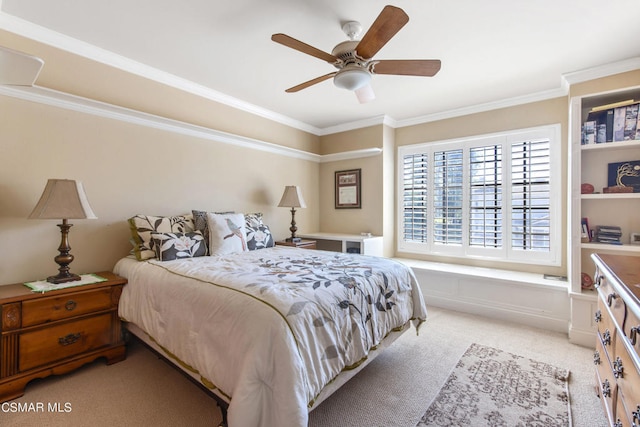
271, 5, 441, 103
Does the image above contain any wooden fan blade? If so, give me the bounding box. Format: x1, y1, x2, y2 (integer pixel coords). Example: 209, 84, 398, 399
285, 72, 337, 93
372, 60, 441, 76
271, 33, 338, 64
356, 5, 409, 60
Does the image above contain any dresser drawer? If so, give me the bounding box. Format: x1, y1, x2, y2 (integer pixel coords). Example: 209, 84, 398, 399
625, 308, 640, 355
597, 277, 626, 333
596, 335, 617, 417
615, 336, 640, 418
617, 386, 640, 427
597, 298, 618, 356
21, 288, 112, 327
19, 313, 112, 371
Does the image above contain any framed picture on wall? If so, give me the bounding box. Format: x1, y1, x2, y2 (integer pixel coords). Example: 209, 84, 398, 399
335, 169, 361, 209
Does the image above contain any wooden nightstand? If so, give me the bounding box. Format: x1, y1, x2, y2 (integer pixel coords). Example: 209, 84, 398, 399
0, 271, 127, 402
275, 239, 317, 249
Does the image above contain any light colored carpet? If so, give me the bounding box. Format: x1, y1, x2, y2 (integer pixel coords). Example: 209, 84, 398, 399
2, 306, 607, 426
416, 343, 570, 426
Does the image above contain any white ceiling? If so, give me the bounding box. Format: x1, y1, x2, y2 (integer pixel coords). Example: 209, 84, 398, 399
1, 0, 639, 132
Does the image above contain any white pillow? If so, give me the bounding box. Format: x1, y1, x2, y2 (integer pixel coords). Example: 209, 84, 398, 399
206, 212, 248, 255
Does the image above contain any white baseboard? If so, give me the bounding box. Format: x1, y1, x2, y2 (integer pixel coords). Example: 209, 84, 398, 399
425, 294, 569, 334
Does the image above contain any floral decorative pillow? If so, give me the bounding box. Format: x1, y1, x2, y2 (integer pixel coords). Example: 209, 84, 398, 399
128, 214, 195, 260
150, 231, 207, 261
206, 212, 248, 255
245, 213, 274, 250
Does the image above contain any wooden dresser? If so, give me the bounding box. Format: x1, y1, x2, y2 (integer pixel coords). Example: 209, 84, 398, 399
0, 271, 126, 402
593, 253, 640, 427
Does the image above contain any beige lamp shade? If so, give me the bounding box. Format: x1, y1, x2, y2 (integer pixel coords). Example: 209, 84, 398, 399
29, 179, 97, 220
277, 185, 307, 209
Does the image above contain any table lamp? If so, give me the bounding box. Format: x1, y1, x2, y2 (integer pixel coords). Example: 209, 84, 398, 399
278, 185, 306, 242
29, 179, 97, 283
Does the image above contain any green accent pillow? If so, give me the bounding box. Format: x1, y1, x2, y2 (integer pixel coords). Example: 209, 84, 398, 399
128, 214, 195, 260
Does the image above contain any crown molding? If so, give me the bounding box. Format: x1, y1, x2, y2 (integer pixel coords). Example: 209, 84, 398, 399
0, 12, 322, 136
0, 83, 380, 163
317, 115, 397, 136
0, 84, 322, 162
396, 88, 567, 128
319, 148, 382, 163
561, 57, 640, 89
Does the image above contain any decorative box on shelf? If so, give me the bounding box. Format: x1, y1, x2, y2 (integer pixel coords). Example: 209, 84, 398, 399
603, 186, 633, 193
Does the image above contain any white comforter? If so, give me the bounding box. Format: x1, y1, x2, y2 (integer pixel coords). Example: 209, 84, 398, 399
115, 247, 427, 427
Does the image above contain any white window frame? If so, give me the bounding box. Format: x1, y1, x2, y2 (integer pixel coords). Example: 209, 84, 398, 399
397, 124, 561, 266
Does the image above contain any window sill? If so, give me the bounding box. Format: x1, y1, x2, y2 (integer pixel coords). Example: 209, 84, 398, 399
393, 258, 568, 291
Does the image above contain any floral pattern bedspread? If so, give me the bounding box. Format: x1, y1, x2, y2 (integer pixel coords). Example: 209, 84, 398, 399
115, 246, 427, 427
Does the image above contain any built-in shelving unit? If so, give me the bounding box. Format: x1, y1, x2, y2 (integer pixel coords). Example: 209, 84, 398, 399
568, 85, 640, 345
299, 232, 383, 257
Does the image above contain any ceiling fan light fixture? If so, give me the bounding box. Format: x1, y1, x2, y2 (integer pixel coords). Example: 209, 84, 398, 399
333, 68, 371, 91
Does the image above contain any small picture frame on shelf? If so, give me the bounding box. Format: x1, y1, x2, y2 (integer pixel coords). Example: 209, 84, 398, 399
631, 232, 640, 245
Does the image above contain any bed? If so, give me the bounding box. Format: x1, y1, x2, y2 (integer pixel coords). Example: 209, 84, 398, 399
114, 213, 427, 427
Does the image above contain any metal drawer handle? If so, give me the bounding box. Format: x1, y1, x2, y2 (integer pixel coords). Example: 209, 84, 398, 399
593, 350, 601, 365
603, 329, 611, 346
65, 300, 77, 311
631, 327, 640, 346
614, 420, 623, 427
594, 274, 602, 289
601, 379, 611, 398
58, 332, 81, 346
633, 405, 640, 425
594, 310, 602, 323
613, 357, 624, 378
607, 293, 617, 307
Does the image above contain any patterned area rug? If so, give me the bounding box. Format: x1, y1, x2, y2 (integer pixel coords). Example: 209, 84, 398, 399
417, 343, 571, 427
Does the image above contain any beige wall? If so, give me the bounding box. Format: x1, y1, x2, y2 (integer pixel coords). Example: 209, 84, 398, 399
569, 70, 640, 99
318, 126, 385, 239
0, 34, 321, 285
0, 95, 319, 284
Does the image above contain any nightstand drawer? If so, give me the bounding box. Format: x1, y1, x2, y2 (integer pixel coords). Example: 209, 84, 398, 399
19, 313, 111, 371
21, 288, 112, 327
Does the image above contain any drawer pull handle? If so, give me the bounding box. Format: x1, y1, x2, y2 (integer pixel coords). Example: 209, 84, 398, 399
614, 420, 623, 427
603, 329, 611, 346
631, 327, 640, 346
613, 357, 624, 378
607, 293, 617, 307
594, 310, 602, 323
633, 405, 640, 425
594, 274, 602, 289
65, 300, 77, 311
593, 350, 601, 365
601, 379, 611, 398
58, 332, 81, 346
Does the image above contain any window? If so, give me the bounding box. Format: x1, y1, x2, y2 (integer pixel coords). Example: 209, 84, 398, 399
398, 125, 561, 266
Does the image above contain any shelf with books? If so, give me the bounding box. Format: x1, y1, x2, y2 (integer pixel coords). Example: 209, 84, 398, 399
581, 98, 640, 144
569, 84, 640, 298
